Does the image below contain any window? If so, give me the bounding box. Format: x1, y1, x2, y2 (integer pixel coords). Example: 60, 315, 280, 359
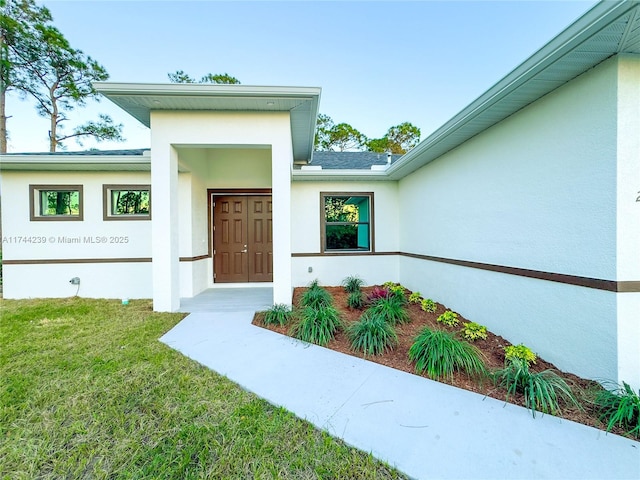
321, 192, 373, 252
30, 185, 83, 221
103, 185, 151, 220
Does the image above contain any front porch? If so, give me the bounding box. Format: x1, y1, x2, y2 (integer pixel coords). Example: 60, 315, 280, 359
178, 287, 274, 313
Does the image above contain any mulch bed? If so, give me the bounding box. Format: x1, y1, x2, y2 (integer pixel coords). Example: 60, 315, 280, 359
253, 285, 628, 437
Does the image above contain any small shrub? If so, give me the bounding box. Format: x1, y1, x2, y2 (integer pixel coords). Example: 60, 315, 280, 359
494, 358, 579, 417
300, 282, 333, 310
348, 311, 398, 356
436, 310, 459, 327
460, 322, 488, 341
367, 286, 390, 304
408, 291, 422, 304
383, 282, 406, 299
263, 303, 293, 326
504, 344, 537, 366
291, 305, 342, 346
342, 275, 364, 294
367, 294, 409, 325
420, 298, 437, 313
595, 381, 640, 438
347, 291, 364, 310
408, 328, 486, 379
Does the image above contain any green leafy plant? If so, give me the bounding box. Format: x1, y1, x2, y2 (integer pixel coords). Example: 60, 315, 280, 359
382, 282, 406, 300
367, 293, 409, 325
408, 328, 486, 379
494, 358, 579, 417
460, 322, 488, 341
347, 291, 364, 310
595, 381, 640, 438
300, 281, 333, 310
420, 298, 437, 313
348, 311, 398, 356
504, 344, 537, 366
408, 291, 422, 304
291, 305, 342, 346
436, 310, 459, 327
341, 275, 364, 294
263, 304, 293, 326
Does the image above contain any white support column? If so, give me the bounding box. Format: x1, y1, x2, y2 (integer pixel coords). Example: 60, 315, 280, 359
271, 141, 293, 307
616, 55, 640, 390
151, 144, 180, 312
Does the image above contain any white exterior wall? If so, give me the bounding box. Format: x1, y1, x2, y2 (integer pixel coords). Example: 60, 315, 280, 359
1, 171, 153, 299
290, 180, 399, 287
616, 55, 640, 389
398, 56, 625, 383
150, 111, 293, 311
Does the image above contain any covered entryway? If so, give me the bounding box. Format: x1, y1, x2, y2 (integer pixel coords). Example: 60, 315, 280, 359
95, 83, 319, 311
213, 195, 273, 282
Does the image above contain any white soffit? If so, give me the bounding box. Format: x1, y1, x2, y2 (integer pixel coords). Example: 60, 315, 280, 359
387, 0, 640, 181
94, 83, 321, 162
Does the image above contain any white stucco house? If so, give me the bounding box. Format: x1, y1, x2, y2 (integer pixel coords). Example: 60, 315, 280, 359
1, 1, 639, 389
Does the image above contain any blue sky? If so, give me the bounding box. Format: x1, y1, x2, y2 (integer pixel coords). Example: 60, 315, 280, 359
6, 0, 597, 153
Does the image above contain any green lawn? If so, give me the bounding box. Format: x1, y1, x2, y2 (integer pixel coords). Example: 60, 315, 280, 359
0, 298, 404, 479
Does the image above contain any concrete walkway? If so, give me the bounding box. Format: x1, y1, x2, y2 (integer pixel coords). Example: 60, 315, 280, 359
160, 311, 640, 480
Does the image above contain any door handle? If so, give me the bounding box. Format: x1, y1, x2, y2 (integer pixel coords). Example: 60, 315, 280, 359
241, 249, 247, 253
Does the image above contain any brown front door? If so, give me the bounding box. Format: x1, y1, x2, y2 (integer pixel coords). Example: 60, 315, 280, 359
213, 195, 272, 283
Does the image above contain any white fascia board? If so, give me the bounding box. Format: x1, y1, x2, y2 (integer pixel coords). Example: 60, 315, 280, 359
387, 0, 639, 180
0, 154, 151, 171
93, 82, 322, 99
292, 169, 392, 182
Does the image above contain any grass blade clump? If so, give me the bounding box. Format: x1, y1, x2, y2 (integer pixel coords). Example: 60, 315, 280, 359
494, 358, 580, 417
291, 305, 342, 346
300, 281, 333, 310
347, 290, 364, 310
262, 303, 293, 326
342, 275, 364, 294
368, 293, 409, 325
595, 381, 640, 438
348, 311, 398, 356
408, 328, 485, 379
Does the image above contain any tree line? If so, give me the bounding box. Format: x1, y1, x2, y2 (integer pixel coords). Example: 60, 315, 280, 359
1, 0, 123, 153
169, 72, 421, 154
1, 0, 420, 156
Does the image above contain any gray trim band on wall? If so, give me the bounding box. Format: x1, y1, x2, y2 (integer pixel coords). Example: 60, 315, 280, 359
4, 255, 211, 265
179, 254, 211, 262
291, 252, 399, 258
291, 251, 640, 293
3, 258, 152, 265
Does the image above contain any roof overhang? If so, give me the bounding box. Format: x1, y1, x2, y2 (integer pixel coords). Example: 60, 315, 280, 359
292, 169, 392, 182
386, 0, 640, 180
0, 152, 151, 171
93, 83, 321, 163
